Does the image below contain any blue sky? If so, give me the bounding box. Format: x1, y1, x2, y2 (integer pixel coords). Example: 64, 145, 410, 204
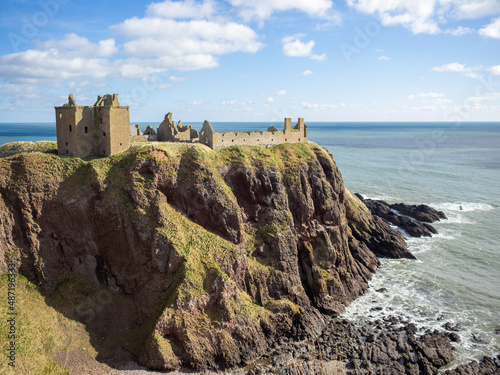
0, 0, 499, 122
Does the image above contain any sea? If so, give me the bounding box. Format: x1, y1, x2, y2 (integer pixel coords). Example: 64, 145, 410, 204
1, 121, 499, 369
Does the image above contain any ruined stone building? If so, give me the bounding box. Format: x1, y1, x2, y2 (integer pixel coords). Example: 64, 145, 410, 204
55, 94, 130, 157
199, 118, 308, 150
56, 94, 308, 157
157, 112, 199, 142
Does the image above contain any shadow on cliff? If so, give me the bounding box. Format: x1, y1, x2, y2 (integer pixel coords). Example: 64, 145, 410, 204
29, 158, 183, 370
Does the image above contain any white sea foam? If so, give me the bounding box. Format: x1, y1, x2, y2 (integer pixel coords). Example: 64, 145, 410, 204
361, 193, 398, 202
433, 202, 495, 213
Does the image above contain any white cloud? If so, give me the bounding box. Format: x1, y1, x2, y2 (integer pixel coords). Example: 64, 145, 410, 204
378, 55, 392, 61
37, 33, 118, 57
302, 101, 345, 110
157, 83, 173, 90
432, 62, 467, 72
445, 26, 474, 36
491, 65, 500, 75
267, 97, 275, 103
276, 90, 287, 95
115, 19, 263, 57
479, 17, 500, 39
0, 49, 110, 80
407, 92, 445, 99
432, 62, 483, 79
146, 0, 216, 19
227, 0, 334, 21
346, 0, 500, 35
221, 99, 253, 105
452, 0, 500, 19
169, 75, 187, 83
282, 35, 326, 60
300, 69, 313, 76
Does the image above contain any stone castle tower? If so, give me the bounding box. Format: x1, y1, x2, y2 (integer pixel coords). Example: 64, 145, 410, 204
55, 94, 130, 157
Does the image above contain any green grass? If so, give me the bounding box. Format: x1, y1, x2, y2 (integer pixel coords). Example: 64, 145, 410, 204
0, 141, 57, 152
0, 273, 96, 374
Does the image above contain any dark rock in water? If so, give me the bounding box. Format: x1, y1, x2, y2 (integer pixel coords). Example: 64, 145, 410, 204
375, 287, 388, 293
472, 333, 487, 344
389, 202, 447, 223
447, 332, 461, 342
356, 194, 444, 238
444, 355, 500, 375
443, 322, 462, 332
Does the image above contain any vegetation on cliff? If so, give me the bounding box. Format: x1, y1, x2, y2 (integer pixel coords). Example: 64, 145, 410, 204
0, 141, 412, 373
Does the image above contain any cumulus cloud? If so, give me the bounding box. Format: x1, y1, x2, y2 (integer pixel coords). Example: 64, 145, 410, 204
37, 33, 118, 57
114, 18, 263, 58
0, 49, 111, 80
227, 0, 334, 21
378, 55, 392, 61
0, 1, 264, 86
282, 35, 326, 60
479, 17, 500, 38
276, 90, 287, 95
300, 69, 313, 76
346, 0, 500, 35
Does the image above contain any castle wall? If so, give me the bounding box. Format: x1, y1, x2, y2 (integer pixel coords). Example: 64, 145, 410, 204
108, 106, 130, 155
208, 118, 307, 150
56, 106, 77, 156
131, 135, 158, 142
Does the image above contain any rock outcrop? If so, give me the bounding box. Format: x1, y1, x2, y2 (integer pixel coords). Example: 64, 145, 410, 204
356, 194, 447, 238
0, 142, 413, 371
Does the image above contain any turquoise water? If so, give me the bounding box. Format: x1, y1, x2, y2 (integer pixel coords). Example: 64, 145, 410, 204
1, 122, 499, 367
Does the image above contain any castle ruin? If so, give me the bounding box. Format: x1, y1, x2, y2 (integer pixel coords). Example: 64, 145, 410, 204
56, 94, 308, 157
55, 94, 130, 157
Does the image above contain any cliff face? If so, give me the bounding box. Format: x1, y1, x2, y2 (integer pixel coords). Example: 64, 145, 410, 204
0, 142, 412, 371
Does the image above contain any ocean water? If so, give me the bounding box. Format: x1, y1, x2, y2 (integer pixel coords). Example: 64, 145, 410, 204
1, 121, 499, 368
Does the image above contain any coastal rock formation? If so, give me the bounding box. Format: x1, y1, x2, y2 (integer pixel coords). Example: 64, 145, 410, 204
356, 194, 447, 237
0, 142, 413, 371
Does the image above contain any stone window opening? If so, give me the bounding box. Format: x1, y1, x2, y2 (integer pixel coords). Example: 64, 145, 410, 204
120, 143, 122, 146
59, 112, 62, 118
65, 142, 68, 146
103, 132, 106, 137
84, 126, 88, 134
69, 124, 72, 132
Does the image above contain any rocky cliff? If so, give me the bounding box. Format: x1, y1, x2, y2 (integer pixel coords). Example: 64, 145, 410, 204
0, 142, 413, 371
